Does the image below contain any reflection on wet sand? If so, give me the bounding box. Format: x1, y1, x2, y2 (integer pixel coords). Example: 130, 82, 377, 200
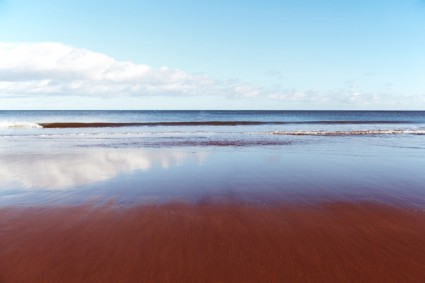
0, 150, 209, 190
1, 201, 425, 283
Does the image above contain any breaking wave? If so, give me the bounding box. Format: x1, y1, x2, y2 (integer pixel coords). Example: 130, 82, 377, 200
0, 121, 42, 129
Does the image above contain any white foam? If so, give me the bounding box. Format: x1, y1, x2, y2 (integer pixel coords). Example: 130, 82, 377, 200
0, 121, 42, 129
268, 129, 425, 136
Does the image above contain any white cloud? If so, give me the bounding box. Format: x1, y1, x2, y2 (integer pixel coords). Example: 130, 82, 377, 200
0, 42, 421, 108
0, 42, 218, 97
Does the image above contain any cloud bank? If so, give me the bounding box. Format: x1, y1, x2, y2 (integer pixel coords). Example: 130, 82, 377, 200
0, 42, 221, 97
0, 42, 421, 108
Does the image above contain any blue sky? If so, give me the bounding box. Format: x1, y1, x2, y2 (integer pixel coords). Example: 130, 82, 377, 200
0, 0, 425, 109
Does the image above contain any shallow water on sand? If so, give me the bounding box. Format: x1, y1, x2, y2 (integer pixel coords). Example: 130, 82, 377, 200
1, 135, 425, 207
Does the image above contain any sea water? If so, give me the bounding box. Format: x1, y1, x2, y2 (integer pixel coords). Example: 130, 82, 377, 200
1, 110, 425, 206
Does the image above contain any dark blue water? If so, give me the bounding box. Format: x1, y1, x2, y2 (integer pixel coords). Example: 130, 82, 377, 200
2, 110, 425, 124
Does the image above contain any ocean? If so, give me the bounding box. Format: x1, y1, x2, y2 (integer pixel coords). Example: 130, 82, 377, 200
1, 110, 425, 206
1, 110, 425, 148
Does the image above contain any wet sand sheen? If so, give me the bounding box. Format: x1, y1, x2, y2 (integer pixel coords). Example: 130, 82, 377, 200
1, 202, 425, 283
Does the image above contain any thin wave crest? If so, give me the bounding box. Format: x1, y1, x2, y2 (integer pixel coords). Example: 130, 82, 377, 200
38, 120, 413, 128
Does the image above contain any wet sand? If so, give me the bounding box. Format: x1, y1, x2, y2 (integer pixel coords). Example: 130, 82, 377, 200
1, 201, 425, 283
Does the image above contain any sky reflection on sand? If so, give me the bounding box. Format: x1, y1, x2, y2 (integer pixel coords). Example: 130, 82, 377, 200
1, 143, 425, 207
0, 150, 209, 190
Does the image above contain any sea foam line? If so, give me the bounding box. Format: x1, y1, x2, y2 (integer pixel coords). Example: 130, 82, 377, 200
268, 129, 425, 136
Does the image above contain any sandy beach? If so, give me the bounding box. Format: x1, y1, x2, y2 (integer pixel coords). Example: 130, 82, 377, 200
1, 201, 425, 283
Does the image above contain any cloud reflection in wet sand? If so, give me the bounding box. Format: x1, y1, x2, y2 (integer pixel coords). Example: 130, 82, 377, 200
0, 150, 209, 190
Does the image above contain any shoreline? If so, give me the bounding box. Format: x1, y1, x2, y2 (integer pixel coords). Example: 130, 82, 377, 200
1, 201, 425, 282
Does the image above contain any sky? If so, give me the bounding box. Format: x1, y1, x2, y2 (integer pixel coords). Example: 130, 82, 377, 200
0, 0, 425, 110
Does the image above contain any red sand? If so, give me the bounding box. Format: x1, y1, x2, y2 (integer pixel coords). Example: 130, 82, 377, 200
1, 202, 425, 283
